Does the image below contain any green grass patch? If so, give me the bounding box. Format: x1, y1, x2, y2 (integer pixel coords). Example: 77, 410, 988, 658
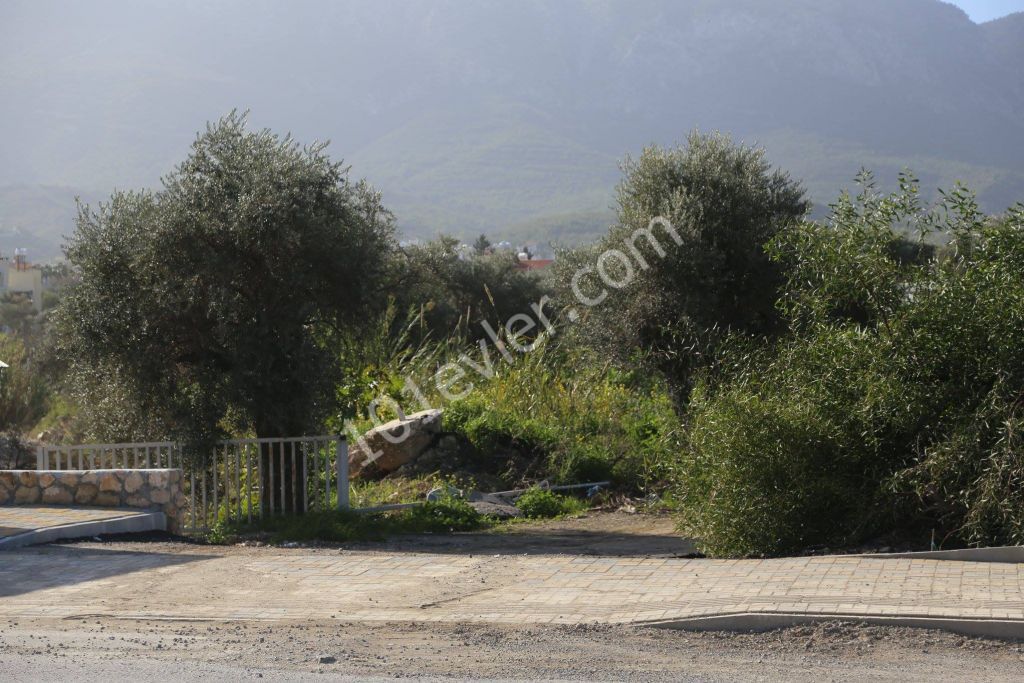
348, 475, 439, 508
444, 344, 680, 490
514, 487, 588, 519
206, 496, 486, 544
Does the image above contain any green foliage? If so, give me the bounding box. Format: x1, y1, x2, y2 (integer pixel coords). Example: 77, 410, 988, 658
53, 112, 395, 445
555, 132, 808, 392
400, 496, 484, 533
348, 475, 439, 509
473, 234, 492, 255
211, 497, 484, 544
678, 330, 891, 556
515, 487, 587, 519
329, 300, 455, 428
210, 509, 383, 544
443, 343, 679, 490
0, 294, 42, 342
675, 175, 1024, 555
396, 236, 550, 343
0, 333, 50, 433
897, 388, 1024, 548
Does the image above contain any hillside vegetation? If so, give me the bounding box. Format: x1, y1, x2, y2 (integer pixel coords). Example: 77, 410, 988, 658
15, 115, 1020, 557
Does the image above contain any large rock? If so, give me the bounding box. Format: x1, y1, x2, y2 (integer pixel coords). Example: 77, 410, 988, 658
99, 472, 122, 493
123, 471, 144, 493
14, 486, 40, 504
42, 486, 73, 505
74, 483, 99, 504
348, 409, 442, 478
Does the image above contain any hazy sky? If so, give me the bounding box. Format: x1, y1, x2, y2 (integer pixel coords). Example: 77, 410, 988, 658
952, 0, 1024, 21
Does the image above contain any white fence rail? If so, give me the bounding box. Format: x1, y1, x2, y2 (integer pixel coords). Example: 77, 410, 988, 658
37, 441, 182, 471
36, 436, 348, 533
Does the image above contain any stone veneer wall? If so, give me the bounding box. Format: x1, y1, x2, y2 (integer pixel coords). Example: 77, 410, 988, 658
0, 469, 187, 533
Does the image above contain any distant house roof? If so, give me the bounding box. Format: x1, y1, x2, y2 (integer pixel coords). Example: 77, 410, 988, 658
514, 259, 554, 271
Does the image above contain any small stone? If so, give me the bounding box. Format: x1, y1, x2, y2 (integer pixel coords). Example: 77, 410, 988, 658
0, 486, 9, 504
0, 472, 15, 490
318, 656, 336, 664
37, 473, 56, 488
18, 471, 37, 488
14, 487, 40, 504
75, 484, 99, 505
42, 486, 73, 505
99, 473, 121, 493
150, 488, 171, 504
124, 471, 145, 493
149, 471, 169, 489
126, 495, 151, 508
59, 473, 80, 488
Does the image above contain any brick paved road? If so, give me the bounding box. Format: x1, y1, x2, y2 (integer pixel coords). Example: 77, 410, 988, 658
2, 544, 1023, 630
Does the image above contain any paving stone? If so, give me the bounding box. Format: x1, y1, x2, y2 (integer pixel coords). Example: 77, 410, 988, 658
0, 506, 156, 539
2, 533, 1023, 633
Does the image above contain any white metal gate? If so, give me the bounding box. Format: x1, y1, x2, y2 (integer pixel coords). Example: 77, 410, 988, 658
36, 436, 348, 533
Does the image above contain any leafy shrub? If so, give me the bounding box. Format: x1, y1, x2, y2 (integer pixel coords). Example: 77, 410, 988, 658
515, 487, 587, 519
0, 334, 50, 433
0, 432, 34, 469
897, 387, 1024, 548
395, 236, 551, 344
678, 330, 896, 556
676, 177, 1024, 556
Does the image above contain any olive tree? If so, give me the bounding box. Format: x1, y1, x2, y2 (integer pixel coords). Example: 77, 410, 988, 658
55, 113, 395, 511
555, 132, 808, 392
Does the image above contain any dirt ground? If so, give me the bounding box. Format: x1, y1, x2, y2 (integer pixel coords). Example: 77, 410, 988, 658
346, 509, 699, 557
2, 616, 1023, 681
2, 512, 1023, 681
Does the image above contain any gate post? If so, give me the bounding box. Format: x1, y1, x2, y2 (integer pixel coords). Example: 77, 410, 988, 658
335, 437, 349, 510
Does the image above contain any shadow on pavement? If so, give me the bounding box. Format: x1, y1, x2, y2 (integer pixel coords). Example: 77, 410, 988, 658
348, 528, 699, 558
0, 544, 213, 598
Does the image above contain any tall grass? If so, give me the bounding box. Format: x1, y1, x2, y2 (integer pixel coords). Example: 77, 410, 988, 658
444, 341, 680, 490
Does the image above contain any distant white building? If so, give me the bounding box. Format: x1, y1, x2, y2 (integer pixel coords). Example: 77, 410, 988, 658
0, 250, 43, 311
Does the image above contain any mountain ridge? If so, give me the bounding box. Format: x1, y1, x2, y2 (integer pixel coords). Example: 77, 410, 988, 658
1, 0, 1022, 260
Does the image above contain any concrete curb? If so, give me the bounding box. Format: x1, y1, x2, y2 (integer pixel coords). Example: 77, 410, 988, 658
0, 511, 166, 550
860, 546, 1024, 563
645, 611, 1024, 640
